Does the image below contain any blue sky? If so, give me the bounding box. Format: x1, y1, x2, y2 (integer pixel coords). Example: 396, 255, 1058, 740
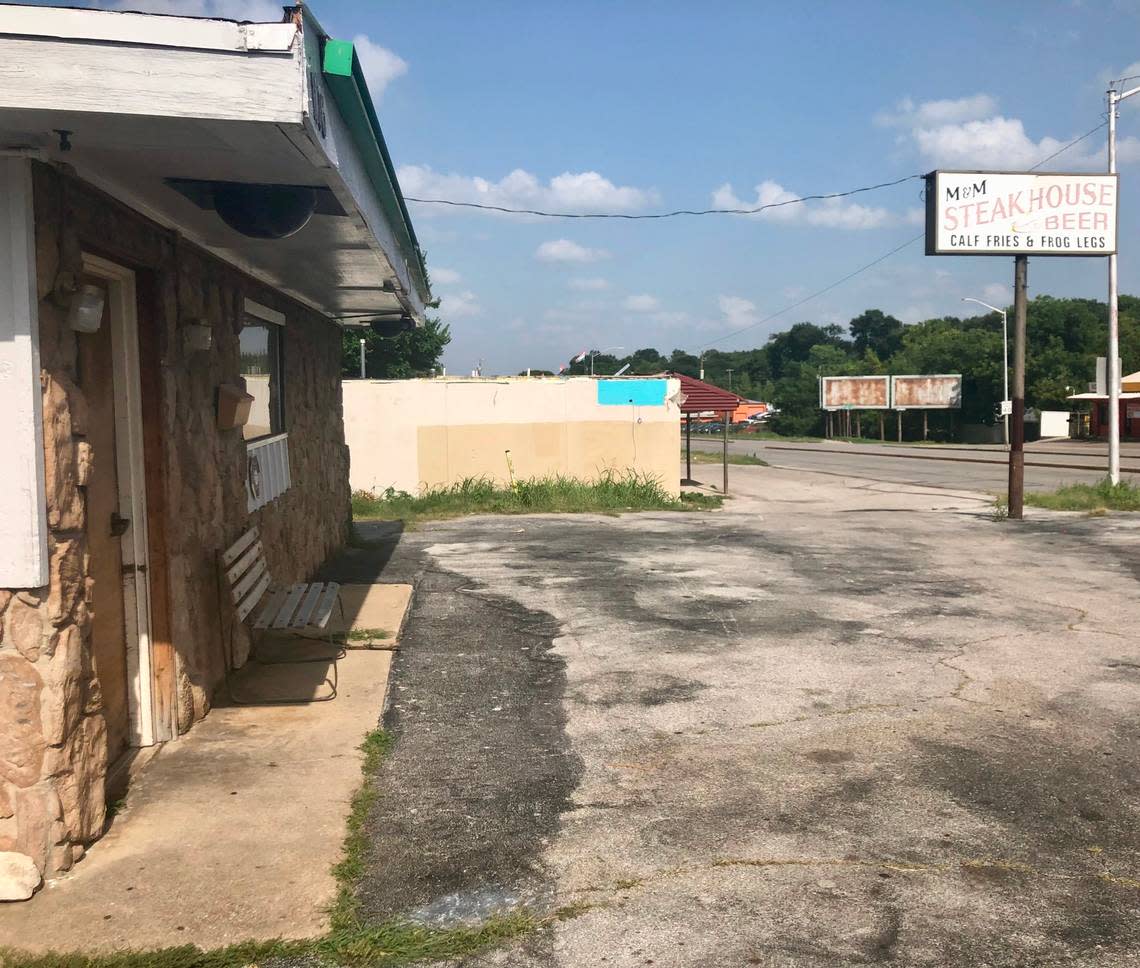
39, 1, 1140, 374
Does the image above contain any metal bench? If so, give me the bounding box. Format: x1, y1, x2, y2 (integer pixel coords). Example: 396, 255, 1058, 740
220, 526, 343, 702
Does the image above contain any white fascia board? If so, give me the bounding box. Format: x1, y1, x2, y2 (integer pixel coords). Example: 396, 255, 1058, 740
0, 5, 297, 53
292, 22, 425, 320
0, 156, 49, 589
0, 27, 303, 125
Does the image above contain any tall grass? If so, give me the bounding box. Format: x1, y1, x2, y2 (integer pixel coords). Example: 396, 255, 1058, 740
352, 471, 720, 523
1023, 477, 1140, 512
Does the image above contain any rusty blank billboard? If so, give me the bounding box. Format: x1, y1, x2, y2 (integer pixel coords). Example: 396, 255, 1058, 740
891, 374, 962, 409
820, 375, 890, 410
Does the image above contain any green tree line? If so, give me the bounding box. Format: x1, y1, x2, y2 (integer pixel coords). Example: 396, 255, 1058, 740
559, 296, 1140, 437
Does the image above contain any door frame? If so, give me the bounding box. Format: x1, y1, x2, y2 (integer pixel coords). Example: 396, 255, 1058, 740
82, 253, 158, 748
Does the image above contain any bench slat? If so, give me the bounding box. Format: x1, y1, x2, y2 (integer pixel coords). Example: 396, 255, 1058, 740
230, 557, 268, 605
291, 583, 324, 628
253, 588, 288, 630
311, 582, 340, 629
236, 572, 270, 623
222, 527, 259, 567
272, 584, 307, 629
225, 541, 264, 586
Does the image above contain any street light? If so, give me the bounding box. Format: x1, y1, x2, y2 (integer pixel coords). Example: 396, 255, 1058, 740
1107, 80, 1140, 483
589, 345, 624, 377
962, 296, 1010, 445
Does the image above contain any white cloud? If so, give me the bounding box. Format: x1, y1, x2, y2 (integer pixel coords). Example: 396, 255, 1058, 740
875, 94, 999, 128
981, 283, 1012, 307
431, 267, 462, 285
623, 293, 659, 312
568, 277, 609, 291
440, 290, 481, 319
718, 295, 759, 328
352, 35, 408, 101
712, 180, 893, 229
102, 0, 284, 19
397, 165, 658, 216
883, 93, 1140, 170
535, 239, 609, 263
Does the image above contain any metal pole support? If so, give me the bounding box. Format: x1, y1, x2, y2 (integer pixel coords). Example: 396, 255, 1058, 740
1009, 255, 1028, 519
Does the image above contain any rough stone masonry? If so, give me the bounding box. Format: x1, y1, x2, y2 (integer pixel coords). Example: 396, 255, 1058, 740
0, 163, 350, 898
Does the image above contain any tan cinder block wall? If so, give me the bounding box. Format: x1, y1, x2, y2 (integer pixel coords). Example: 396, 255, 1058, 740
344, 377, 681, 496
0, 163, 349, 888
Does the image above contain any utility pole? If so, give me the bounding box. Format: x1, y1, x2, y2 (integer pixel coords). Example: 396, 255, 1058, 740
1106, 82, 1139, 483
726, 368, 734, 391
1008, 255, 1029, 519
359, 337, 366, 379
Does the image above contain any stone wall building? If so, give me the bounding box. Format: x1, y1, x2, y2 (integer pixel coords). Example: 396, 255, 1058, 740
0, 4, 430, 899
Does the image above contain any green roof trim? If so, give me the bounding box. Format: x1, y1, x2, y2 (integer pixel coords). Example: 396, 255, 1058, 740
322, 38, 430, 305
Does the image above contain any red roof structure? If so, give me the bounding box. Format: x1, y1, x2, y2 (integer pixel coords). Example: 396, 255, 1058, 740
665, 372, 742, 413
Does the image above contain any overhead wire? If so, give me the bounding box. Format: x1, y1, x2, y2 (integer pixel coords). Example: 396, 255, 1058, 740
406, 173, 922, 220
695, 119, 1117, 350
345, 118, 1116, 332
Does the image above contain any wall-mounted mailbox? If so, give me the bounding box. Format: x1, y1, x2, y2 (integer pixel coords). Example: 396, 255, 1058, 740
216, 383, 254, 431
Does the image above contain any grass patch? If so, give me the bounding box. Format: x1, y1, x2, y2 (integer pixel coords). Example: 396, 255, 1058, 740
1, 727, 560, 968
680, 492, 723, 508
352, 471, 719, 524
342, 627, 391, 642
329, 728, 394, 931
684, 449, 768, 466
1023, 477, 1140, 513
0, 914, 540, 968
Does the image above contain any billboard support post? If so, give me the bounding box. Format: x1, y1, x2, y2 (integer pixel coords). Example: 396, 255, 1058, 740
1009, 255, 1028, 519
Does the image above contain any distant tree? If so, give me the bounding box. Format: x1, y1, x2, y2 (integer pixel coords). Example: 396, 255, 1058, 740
625, 347, 667, 373
766, 322, 852, 380
518, 369, 555, 376
667, 349, 701, 377
849, 309, 904, 360
342, 316, 451, 379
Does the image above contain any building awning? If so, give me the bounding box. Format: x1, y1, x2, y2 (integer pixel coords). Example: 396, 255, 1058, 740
0, 3, 430, 323
665, 372, 743, 414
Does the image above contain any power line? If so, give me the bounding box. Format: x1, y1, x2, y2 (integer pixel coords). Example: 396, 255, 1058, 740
406, 173, 922, 220
697, 233, 924, 350
695, 119, 1119, 350
1028, 120, 1107, 171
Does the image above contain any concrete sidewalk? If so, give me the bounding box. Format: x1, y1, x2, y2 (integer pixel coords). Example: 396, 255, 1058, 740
0, 645, 392, 953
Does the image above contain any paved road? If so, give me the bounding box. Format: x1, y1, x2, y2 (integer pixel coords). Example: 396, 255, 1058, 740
330, 467, 1140, 967
685, 437, 1140, 492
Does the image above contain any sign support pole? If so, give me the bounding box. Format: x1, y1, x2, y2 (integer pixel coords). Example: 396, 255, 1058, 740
1009, 255, 1028, 519
1108, 87, 1123, 484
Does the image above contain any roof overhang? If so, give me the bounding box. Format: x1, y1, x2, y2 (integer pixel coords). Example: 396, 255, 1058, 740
0, 3, 430, 324
1066, 393, 1140, 400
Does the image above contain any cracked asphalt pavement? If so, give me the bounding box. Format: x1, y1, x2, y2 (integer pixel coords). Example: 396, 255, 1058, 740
340, 466, 1140, 967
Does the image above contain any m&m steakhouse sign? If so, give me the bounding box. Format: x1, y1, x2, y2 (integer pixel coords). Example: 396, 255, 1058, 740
925, 170, 1118, 256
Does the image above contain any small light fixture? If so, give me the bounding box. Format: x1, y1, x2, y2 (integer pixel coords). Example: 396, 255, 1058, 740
182, 318, 213, 353
67, 284, 105, 333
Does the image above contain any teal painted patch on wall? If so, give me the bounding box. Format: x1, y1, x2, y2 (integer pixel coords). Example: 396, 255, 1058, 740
597, 379, 668, 406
